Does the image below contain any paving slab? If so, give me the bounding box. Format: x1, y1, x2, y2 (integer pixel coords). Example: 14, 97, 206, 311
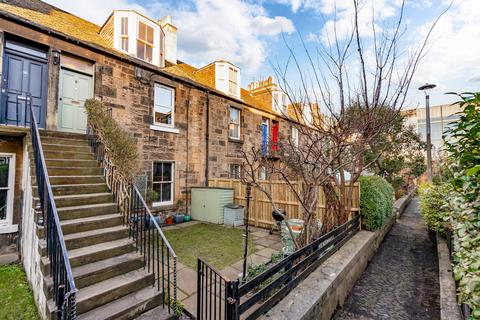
255, 247, 279, 259
269, 241, 284, 251
182, 293, 198, 316
0, 253, 19, 266
220, 266, 242, 281
176, 267, 198, 295
254, 238, 277, 247
251, 230, 270, 238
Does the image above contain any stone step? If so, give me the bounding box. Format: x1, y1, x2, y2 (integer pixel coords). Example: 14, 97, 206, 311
40, 130, 87, 141
47, 183, 109, 196
64, 225, 129, 250
75, 269, 153, 315
42, 150, 95, 160
44, 175, 105, 185
41, 143, 91, 153
46, 166, 102, 176
55, 193, 113, 208
58, 203, 118, 220
41, 238, 135, 275
45, 159, 99, 168
43, 252, 144, 298
77, 286, 165, 320
61, 214, 123, 235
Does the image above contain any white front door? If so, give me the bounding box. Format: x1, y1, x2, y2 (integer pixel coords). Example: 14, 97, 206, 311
58, 69, 93, 133
0, 154, 15, 231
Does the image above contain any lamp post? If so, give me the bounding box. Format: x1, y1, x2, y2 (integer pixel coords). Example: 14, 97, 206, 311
418, 83, 436, 182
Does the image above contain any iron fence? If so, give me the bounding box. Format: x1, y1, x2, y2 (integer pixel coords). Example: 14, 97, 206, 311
197, 215, 360, 320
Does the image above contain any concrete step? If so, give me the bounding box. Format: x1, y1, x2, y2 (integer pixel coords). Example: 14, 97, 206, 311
47, 166, 102, 176
43, 252, 145, 298
61, 214, 123, 235
45, 175, 105, 185
42, 143, 91, 153
75, 269, 153, 315
58, 203, 118, 220
77, 286, 165, 320
64, 225, 129, 250
47, 183, 109, 196
45, 159, 99, 168
41, 238, 135, 275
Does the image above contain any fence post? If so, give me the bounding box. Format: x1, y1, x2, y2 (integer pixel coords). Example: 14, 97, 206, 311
225, 280, 239, 320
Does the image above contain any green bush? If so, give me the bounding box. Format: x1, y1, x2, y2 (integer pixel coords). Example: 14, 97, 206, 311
359, 175, 394, 231
418, 182, 451, 236
85, 99, 139, 182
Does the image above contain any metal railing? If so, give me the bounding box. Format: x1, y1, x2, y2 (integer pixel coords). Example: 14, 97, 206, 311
30, 105, 77, 319
86, 111, 178, 315
197, 215, 360, 320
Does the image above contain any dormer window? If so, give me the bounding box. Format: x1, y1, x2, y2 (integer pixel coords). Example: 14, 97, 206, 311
120, 17, 129, 52
137, 21, 154, 63
229, 67, 239, 96
273, 92, 288, 115
214, 62, 241, 98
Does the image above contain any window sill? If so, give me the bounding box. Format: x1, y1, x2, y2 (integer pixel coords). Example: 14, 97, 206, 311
150, 124, 179, 134
0, 224, 18, 234
153, 202, 174, 208
228, 138, 244, 144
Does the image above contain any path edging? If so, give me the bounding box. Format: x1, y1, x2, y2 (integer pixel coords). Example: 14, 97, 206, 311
394, 188, 416, 218
262, 214, 396, 320
436, 234, 462, 320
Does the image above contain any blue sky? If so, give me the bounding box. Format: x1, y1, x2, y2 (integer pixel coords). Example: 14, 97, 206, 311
45, 0, 478, 108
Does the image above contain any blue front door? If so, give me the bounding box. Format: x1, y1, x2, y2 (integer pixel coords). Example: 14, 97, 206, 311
1, 40, 48, 127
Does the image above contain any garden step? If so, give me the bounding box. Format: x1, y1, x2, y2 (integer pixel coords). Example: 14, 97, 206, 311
64, 225, 129, 250
44, 183, 109, 196
41, 143, 91, 153
45, 159, 99, 168
58, 203, 118, 220
41, 238, 135, 275
41, 150, 95, 160
55, 193, 113, 208
60, 214, 123, 235
77, 286, 165, 320
75, 268, 153, 315
46, 175, 104, 185
40, 130, 87, 141
47, 166, 102, 176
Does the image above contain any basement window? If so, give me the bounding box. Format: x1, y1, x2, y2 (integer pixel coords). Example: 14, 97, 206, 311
0, 154, 16, 234
152, 162, 174, 206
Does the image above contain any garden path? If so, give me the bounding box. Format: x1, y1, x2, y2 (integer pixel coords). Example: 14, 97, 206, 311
333, 198, 441, 320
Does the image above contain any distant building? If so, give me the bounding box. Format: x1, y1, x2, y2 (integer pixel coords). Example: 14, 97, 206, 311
403, 103, 462, 151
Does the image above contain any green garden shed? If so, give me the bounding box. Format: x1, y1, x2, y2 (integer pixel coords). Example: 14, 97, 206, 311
191, 187, 234, 224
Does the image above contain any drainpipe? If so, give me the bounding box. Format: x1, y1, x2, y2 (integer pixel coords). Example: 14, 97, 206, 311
205, 91, 210, 186
185, 87, 191, 214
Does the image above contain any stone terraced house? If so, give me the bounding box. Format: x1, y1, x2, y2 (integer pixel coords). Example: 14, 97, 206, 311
0, 0, 300, 318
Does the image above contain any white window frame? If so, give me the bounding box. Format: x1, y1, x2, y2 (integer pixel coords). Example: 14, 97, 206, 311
229, 107, 241, 140
152, 161, 174, 207
229, 164, 241, 179
228, 67, 239, 96
259, 166, 267, 180
119, 16, 129, 53
0, 153, 15, 233
136, 18, 155, 63
153, 83, 175, 128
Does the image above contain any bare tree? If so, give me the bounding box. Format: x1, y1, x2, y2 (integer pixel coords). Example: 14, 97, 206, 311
241, 0, 449, 246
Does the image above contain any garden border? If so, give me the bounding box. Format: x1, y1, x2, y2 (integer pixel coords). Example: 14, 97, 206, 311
261, 193, 413, 320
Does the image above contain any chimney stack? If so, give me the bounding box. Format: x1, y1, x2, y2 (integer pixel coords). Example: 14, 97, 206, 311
159, 15, 177, 64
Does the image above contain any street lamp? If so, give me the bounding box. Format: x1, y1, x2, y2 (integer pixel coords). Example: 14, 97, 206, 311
418, 83, 436, 182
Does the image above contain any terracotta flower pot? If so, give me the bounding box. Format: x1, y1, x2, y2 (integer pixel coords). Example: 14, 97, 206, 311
166, 217, 174, 225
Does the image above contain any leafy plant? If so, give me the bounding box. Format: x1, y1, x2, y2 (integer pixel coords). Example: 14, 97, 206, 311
85, 99, 139, 182
418, 182, 451, 236
359, 175, 394, 231
164, 296, 184, 317
444, 92, 480, 318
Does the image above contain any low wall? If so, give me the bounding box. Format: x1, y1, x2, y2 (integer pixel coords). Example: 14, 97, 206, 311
262, 194, 413, 320
436, 235, 462, 320
394, 189, 416, 218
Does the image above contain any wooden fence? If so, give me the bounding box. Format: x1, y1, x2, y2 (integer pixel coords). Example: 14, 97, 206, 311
208, 179, 360, 229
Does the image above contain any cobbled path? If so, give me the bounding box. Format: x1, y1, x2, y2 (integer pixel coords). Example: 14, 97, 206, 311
333, 198, 440, 320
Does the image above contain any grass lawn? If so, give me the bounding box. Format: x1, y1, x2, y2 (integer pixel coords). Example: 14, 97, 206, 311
0, 263, 39, 320
163, 223, 255, 270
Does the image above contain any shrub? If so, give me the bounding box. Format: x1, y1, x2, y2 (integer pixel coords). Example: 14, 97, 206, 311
359, 175, 394, 231
85, 99, 139, 182
418, 182, 451, 236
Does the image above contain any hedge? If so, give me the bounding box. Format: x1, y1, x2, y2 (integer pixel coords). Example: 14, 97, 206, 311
359, 175, 394, 231
418, 182, 451, 236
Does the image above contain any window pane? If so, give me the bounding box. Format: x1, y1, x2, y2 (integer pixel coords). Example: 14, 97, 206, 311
152, 183, 161, 202
121, 17, 128, 35
138, 22, 146, 41
137, 41, 145, 59
154, 85, 173, 125
230, 107, 239, 124
162, 163, 172, 182
147, 26, 154, 44
145, 45, 153, 62
0, 158, 10, 188
229, 124, 239, 139
0, 189, 7, 220
161, 182, 172, 202
153, 163, 162, 182
121, 38, 128, 52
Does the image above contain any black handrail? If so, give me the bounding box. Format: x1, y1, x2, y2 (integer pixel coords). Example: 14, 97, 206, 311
30, 105, 77, 319
86, 111, 178, 315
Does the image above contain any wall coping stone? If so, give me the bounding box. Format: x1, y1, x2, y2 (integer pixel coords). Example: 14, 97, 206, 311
436, 234, 462, 320
394, 188, 416, 218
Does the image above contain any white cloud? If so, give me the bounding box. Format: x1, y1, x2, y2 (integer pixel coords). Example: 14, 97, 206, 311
44, 0, 295, 74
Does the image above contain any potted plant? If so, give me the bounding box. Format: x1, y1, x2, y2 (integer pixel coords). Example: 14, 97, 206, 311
174, 213, 184, 224
165, 214, 174, 225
